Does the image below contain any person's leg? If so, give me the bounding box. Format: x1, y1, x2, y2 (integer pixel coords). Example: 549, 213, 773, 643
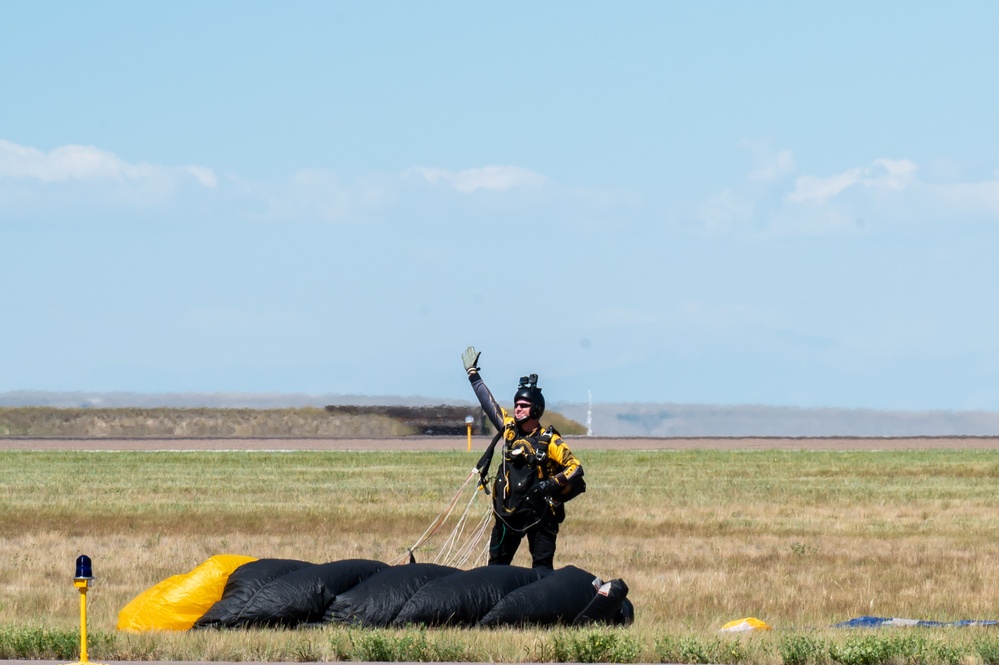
488, 519, 523, 565
527, 518, 559, 569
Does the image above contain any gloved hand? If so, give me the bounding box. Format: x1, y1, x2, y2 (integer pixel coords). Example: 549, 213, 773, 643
532, 479, 559, 497
529, 479, 559, 508
461, 346, 481, 376
477, 468, 491, 495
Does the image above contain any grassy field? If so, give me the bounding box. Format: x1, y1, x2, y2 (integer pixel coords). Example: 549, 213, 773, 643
3, 447, 999, 663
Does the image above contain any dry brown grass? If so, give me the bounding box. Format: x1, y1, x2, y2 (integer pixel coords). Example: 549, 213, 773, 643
3, 447, 999, 662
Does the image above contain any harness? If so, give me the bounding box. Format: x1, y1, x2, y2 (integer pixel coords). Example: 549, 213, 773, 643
475, 424, 561, 533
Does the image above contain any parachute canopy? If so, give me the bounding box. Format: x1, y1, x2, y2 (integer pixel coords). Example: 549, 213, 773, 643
719, 617, 771, 633
118, 556, 633, 631
117, 554, 257, 632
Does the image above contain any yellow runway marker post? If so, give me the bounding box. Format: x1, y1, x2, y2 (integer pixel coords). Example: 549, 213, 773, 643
465, 415, 474, 451
66, 555, 106, 665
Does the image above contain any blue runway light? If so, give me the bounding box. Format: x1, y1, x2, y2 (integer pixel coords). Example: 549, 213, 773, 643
75, 554, 93, 580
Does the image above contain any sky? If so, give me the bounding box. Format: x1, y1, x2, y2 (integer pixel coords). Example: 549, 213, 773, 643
3, 2, 999, 411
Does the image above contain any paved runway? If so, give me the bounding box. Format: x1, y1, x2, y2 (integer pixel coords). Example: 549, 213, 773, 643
3, 435, 999, 451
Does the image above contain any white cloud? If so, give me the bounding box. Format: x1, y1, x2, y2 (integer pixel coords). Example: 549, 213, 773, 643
928, 179, 999, 214
749, 149, 794, 182
0, 139, 216, 187
696, 147, 999, 235
405, 165, 546, 193
696, 140, 795, 233
875, 158, 919, 190
184, 166, 218, 188
786, 159, 917, 204
770, 157, 999, 233
699, 188, 754, 233
738, 139, 796, 183
258, 169, 394, 222
786, 168, 863, 204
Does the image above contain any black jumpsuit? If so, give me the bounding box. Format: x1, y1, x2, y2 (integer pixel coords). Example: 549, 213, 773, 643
468, 373, 584, 569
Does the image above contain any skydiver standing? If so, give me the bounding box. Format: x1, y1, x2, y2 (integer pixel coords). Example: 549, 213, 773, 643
461, 346, 585, 569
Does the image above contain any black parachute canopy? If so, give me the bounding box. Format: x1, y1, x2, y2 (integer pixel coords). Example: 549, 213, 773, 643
195, 559, 387, 629
325, 562, 461, 627
122, 556, 633, 631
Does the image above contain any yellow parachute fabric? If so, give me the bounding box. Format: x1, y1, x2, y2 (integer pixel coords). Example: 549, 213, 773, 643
719, 616, 772, 632
117, 554, 257, 632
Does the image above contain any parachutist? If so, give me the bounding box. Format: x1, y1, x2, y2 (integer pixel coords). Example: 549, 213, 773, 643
461, 345, 586, 570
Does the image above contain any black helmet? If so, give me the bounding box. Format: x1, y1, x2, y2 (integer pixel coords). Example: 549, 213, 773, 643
513, 374, 545, 421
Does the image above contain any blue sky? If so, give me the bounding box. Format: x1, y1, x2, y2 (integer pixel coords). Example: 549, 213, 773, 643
3, 2, 999, 411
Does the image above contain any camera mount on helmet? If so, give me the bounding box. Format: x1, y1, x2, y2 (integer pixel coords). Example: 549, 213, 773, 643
513, 373, 545, 422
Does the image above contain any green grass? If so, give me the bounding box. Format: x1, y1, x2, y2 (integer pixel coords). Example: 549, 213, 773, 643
3, 447, 999, 662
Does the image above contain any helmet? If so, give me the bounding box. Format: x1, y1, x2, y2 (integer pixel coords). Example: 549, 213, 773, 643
513, 374, 545, 421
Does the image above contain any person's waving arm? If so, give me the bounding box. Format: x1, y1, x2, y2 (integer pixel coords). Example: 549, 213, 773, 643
461, 346, 505, 432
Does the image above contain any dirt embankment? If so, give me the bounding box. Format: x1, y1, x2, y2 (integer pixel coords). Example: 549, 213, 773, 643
0, 407, 409, 438
0, 406, 587, 439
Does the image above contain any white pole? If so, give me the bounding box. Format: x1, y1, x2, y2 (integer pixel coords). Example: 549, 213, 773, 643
586, 390, 593, 436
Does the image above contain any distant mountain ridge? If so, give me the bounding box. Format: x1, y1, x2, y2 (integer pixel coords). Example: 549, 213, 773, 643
2, 391, 998, 437
555, 402, 999, 437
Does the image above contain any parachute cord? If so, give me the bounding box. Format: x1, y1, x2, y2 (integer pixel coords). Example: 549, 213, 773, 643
389, 468, 481, 566
432, 483, 476, 564
448, 504, 492, 568
390, 465, 553, 568
491, 502, 546, 534
432, 478, 492, 567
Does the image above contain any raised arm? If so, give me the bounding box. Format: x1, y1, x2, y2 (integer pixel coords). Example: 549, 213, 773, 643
461, 346, 506, 432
